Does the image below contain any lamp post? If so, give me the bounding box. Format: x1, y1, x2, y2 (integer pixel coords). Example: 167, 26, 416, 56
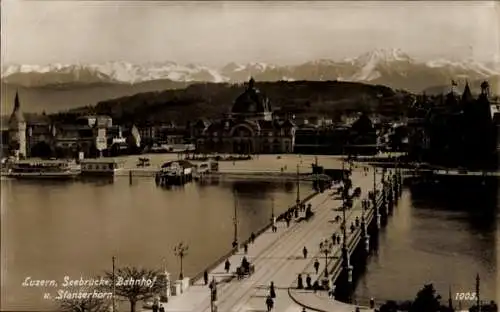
233, 191, 239, 249
341, 164, 348, 270
163, 259, 171, 303
296, 163, 300, 206
210, 277, 217, 312
174, 242, 188, 280
373, 167, 376, 206
271, 197, 275, 220
320, 238, 333, 278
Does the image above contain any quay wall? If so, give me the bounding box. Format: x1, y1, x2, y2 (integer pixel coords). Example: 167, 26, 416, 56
189, 190, 319, 285
122, 168, 328, 182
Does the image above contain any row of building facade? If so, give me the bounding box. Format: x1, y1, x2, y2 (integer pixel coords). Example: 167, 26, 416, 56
2, 78, 406, 159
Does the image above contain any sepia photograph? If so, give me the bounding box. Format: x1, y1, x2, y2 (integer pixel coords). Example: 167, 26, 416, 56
0, 1, 499, 312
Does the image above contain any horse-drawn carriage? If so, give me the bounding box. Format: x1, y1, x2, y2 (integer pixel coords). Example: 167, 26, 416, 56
236, 257, 255, 279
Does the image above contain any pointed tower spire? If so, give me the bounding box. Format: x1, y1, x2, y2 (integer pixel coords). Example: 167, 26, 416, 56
461, 80, 473, 103
14, 90, 20, 109
9, 90, 25, 125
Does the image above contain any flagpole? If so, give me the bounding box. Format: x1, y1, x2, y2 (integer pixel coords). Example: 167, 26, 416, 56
448, 285, 453, 310
476, 273, 481, 312
112, 256, 116, 312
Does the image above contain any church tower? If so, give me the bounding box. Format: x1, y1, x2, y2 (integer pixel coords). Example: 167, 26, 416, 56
8, 91, 27, 159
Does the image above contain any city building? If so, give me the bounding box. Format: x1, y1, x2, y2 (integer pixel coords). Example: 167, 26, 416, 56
3, 92, 53, 159
408, 80, 497, 167
192, 78, 296, 154
2, 92, 126, 159
53, 115, 111, 158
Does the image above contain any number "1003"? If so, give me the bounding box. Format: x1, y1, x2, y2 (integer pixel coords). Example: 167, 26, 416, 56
455, 292, 477, 301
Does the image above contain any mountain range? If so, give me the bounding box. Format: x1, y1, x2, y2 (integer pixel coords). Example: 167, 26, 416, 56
1, 48, 499, 114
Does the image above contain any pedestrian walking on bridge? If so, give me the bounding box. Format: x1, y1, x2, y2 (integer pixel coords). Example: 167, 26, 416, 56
314, 259, 320, 274
224, 259, 231, 273
297, 274, 304, 289
269, 281, 276, 298
302, 246, 308, 259
266, 295, 274, 311
204, 270, 209, 285
306, 274, 312, 289
244, 243, 248, 254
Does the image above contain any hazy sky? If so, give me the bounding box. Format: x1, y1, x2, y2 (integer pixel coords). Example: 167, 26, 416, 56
1, 0, 499, 67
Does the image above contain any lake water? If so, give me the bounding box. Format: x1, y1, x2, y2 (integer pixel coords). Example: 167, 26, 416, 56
1, 171, 498, 311
353, 176, 499, 309
1, 176, 313, 311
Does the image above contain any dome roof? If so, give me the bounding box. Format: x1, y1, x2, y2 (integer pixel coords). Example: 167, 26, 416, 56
231, 78, 271, 114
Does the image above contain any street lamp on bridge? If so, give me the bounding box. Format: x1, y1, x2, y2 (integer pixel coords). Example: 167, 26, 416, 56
320, 238, 333, 278
209, 277, 218, 312
271, 197, 275, 221
232, 191, 239, 249
173, 242, 189, 280
296, 163, 301, 206
341, 161, 348, 269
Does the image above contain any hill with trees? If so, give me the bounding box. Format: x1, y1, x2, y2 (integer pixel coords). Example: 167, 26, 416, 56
65, 80, 413, 125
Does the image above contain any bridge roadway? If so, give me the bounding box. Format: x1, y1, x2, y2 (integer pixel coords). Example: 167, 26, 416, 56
154, 171, 383, 312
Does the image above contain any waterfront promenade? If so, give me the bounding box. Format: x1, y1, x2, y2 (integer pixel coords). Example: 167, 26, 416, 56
150, 171, 383, 312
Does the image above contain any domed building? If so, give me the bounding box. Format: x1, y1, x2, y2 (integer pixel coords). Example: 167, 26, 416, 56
192, 78, 296, 154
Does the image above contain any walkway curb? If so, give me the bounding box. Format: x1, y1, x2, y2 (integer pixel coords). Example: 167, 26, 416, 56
288, 287, 373, 312
287, 287, 328, 312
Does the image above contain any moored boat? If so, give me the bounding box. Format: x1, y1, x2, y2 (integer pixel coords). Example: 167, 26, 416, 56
155, 160, 194, 186
80, 158, 123, 177
7, 159, 81, 179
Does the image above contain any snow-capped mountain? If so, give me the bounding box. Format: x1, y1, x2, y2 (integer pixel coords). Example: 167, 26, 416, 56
348, 48, 413, 81
2, 48, 499, 93
1, 62, 228, 87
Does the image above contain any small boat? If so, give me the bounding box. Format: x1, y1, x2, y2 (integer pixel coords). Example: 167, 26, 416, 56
80, 158, 123, 177
7, 159, 81, 179
136, 157, 151, 167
